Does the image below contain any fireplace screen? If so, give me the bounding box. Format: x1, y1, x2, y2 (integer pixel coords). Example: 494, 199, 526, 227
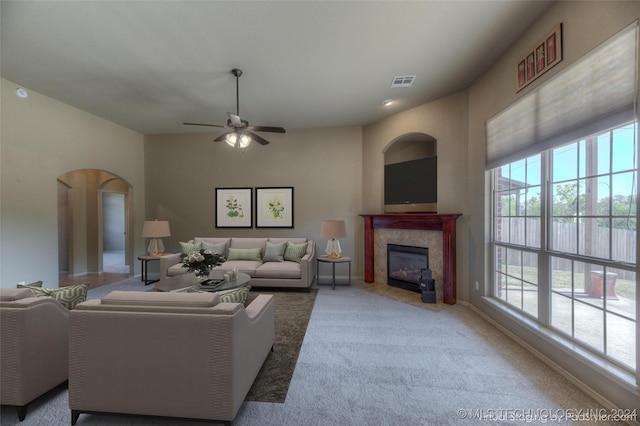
387, 244, 429, 292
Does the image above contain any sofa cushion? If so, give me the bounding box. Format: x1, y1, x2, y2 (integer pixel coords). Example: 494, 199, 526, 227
215, 260, 263, 277
18, 283, 89, 310
201, 241, 228, 255
227, 247, 262, 262
180, 241, 202, 255
167, 263, 188, 276
263, 241, 287, 262
254, 261, 302, 279
284, 241, 308, 263
101, 290, 219, 308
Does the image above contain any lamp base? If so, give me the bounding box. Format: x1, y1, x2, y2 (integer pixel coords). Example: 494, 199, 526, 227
325, 239, 342, 259
147, 238, 165, 256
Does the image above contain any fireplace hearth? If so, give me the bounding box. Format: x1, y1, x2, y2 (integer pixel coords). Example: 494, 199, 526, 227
387, 244, 430, 292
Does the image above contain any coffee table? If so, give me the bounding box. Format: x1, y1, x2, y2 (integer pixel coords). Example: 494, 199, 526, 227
154, 270, 251, 293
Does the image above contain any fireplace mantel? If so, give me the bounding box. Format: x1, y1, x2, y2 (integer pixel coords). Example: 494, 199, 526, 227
359, 213, 461, 304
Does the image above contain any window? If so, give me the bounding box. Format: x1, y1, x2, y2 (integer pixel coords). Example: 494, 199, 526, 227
491, 122, 637, 371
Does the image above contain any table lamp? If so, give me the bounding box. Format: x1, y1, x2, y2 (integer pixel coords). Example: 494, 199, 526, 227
320, 220, 347, 259
142, 220, 171, 256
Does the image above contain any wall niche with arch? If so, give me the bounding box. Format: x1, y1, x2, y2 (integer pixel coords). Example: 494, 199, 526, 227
383, 132, 438, 213
57, 169, 133, 278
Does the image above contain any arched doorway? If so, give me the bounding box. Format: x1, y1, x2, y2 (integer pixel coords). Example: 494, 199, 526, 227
57, 169, 133, 286
382, 132, 437, 213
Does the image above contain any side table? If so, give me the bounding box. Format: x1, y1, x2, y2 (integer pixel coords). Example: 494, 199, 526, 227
316, 255, 351, 290
138, 254, 170, 286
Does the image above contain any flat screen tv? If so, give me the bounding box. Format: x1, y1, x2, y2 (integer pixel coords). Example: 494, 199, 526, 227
384, 157, 437, 206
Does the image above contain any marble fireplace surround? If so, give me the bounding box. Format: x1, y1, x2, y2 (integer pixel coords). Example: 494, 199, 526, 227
359, 213, 461, 304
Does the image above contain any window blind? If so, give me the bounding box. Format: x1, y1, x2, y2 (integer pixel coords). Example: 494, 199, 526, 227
486, 22, 638, 170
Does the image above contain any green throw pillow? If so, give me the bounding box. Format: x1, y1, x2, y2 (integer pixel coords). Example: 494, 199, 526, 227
263, 241, 287, 262
219, 285, 251, 304
227, 247, 262, 262
284, 241, 308, 263
17, 283, 88, 310
180, 241, 202, 255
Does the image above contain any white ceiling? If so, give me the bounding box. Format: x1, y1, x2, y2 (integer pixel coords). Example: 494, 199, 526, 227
1, 1, 552, 135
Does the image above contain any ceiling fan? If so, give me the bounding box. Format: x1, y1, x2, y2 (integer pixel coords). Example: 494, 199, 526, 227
183, 69, 286, 148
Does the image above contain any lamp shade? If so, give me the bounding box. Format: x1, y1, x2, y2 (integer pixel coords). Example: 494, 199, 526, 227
320, 220, 346, 239
141, 220, 171, 238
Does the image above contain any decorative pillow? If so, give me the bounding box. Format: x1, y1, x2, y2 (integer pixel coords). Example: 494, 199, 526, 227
227, 247, 262, 262
17, 283, 89, 310
284, 241, 308, 263
180, 241, 202, 255
17, 280, 43, 288
201, 241, 228, 256
218, 285, 251, 304
263, 241, 287, 262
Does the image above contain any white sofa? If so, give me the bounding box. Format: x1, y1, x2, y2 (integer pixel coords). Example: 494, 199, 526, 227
160, 237, 316, 290
69, 290, 274, 425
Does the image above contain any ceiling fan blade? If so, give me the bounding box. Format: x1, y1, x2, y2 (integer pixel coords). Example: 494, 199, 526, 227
247, 131, 270, 146
213, 131, 231, 142
183, 122, 226, 128
248, 125, 286, 134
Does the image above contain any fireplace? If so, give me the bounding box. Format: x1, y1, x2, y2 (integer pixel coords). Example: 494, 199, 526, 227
360, 213, 461, 304
387, 244, 429, 292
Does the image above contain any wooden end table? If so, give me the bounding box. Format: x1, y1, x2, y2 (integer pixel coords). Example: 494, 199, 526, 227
316, 255, 351, 290
138, 254, 172, 286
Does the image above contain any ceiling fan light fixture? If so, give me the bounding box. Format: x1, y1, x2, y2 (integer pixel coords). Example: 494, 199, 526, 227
239, 134, 252, 148
225, 132, 252, 149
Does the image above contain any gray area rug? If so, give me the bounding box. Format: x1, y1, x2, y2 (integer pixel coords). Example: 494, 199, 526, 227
0, 283, 616, 426
245, 289, 317, 402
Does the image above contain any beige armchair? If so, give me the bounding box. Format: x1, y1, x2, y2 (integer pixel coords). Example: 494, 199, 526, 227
69, 290, 274, 425
0, 288, 69, 421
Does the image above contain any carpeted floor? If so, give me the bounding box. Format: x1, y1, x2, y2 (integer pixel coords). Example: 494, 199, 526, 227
0, 279, 623, 426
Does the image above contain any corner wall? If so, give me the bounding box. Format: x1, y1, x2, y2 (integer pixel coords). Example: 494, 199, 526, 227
0, 78, 145, 287
362, 90, 469, 300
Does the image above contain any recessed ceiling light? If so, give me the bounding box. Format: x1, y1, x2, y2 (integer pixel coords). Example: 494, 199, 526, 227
15, 87, 28, 98
382, 99, 394, 107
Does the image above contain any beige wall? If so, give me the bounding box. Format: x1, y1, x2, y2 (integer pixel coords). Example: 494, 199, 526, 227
1, 78, 145, 287
361, 0, 639, 412
466, 1, 640, 413
144, 127, 363, 274
362, 90, 469, 299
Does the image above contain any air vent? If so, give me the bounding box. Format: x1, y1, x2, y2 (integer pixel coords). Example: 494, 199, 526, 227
391, 75, 416, 88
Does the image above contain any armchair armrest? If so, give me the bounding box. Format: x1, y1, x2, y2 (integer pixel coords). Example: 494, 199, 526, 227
159, 253, 181, 278
244, 294, 274, 321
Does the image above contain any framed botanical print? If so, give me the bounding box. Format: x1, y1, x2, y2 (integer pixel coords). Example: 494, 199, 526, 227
215, 187, 252, 228
255, 187, 294, 228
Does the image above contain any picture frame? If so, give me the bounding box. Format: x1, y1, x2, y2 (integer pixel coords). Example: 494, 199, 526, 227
255, 187, 294, 228
516, 23, 562, 92
215, 187, 252, 228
